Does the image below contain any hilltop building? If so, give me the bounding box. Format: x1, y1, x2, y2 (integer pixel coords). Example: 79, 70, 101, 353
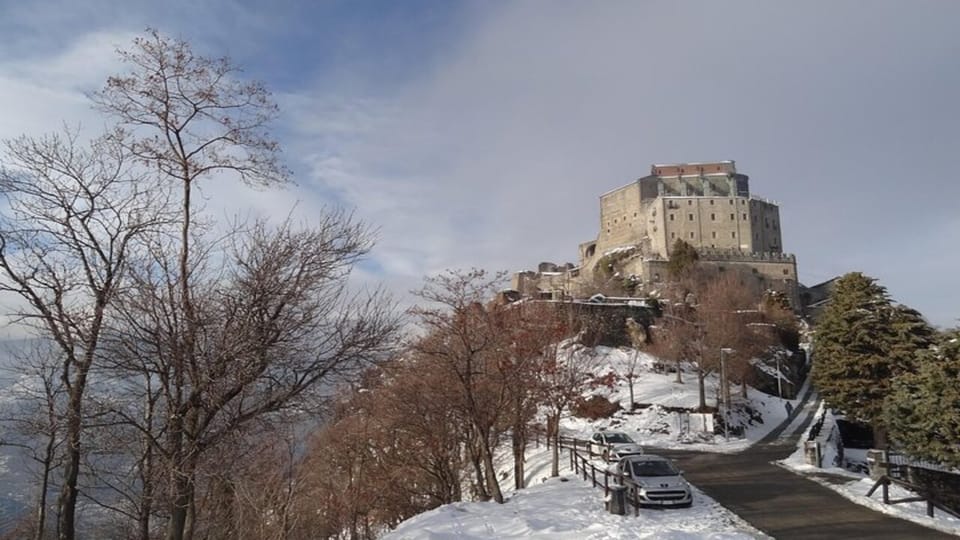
513, 161, 800, 306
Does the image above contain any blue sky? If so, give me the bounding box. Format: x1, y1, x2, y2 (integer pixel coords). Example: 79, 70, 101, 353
1, 1, 958, 327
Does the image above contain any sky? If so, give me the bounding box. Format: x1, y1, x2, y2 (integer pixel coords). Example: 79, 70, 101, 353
0, 0, 958, 327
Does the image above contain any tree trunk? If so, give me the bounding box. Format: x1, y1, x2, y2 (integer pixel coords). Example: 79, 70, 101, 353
166, 475, 192, 540
34, 431, 56, 540
512, 432, 524, 490
549, 414, 560, 477
57, 366, 89, 540
480, 438, 503, 503
512, 398, 526, 490
468, 440, 488, 501
166, 412, 198, 540
675, 359, 683, 383
873, 424, 889, 449
627, 378, 635, 410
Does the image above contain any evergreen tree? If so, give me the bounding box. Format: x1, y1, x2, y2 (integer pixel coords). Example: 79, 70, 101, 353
885, 329, 960, 467
811, 272, 935, 445
667, 239, 699, 278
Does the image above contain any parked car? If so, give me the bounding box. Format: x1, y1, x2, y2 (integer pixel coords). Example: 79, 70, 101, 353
589, 430, 644, 461
610, 454, 693, 508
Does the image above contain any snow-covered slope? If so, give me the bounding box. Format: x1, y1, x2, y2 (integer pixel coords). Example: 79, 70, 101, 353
385, 446, 764, 540
384, 345, 795, 538
563, 346, 799, 453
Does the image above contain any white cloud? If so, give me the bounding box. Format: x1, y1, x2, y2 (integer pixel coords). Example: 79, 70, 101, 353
1, 2, 958, 328
0, 30, 133, 140
281, 1, 960, 326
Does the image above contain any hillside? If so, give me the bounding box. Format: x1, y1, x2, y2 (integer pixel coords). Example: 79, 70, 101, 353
382, 345, 799, 538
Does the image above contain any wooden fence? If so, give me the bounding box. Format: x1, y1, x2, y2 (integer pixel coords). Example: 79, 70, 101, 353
867, 450, 960, 519
558, 436, 644, 516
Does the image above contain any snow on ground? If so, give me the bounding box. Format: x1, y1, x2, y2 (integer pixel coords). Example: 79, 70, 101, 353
563, 347, 798, 453
385, 445, 766, 540
384, 346, 792, 539
779, 403, 960, 536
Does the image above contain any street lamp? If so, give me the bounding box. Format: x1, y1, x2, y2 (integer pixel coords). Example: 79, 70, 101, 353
720, 347, 734, 441
776, 355, 783, 399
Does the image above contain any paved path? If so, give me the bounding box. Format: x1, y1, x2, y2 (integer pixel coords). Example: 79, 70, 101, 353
656, 393, 955, 539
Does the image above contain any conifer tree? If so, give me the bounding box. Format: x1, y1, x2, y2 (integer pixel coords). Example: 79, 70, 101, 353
667, 239, 699, 278
885, 329, 960, 466
811, 272, 934, 446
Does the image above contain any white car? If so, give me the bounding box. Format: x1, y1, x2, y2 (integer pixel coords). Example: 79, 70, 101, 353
610, 454, 692, 508
589, 431, 644, 461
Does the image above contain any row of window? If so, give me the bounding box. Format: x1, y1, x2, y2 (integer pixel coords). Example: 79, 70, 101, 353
672, 231, 739, 239
669, 212, 749, 221
681, 199, 746, 206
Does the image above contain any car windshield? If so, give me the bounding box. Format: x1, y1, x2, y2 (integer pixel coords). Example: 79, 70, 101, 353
631, 460, 679, 477
605, 433, 633, 444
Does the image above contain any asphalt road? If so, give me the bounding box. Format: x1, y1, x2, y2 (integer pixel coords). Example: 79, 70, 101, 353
656, 405, 956, 539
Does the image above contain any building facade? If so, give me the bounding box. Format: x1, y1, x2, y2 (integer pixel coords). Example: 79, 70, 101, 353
513, 161, 800, 306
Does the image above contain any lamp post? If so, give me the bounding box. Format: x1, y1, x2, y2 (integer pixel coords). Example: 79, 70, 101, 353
720, 347, 734, 441
776, 355, 783, 399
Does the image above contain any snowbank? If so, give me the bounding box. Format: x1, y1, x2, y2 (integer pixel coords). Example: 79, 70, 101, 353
385, 471, 763, 539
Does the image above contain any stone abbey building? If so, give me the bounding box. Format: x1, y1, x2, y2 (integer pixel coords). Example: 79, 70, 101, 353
512, 161, 800, 306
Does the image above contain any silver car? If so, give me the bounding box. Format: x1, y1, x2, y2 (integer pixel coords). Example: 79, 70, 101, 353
589, 430, 644, 461
611, 454, 693, 508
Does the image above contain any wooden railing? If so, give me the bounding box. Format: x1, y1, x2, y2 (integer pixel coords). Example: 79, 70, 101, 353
866, 450, 960, 519
558, 436, 643, 516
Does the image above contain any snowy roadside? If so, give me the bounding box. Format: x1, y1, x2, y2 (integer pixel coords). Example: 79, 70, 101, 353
384, 445, 768, 540
561, 347, 800, 454
778, 403, 960, 536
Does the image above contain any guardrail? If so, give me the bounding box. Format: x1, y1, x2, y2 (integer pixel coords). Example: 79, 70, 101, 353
558, 436, 644, 516
866, 450, 960, 519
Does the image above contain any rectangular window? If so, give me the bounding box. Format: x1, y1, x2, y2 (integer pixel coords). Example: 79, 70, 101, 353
731, 232, 736, 238
709, 200, 714, 205
730, 213, 735, 220
669, 213, 675, 221
688, 200, 693, 206
688, 213, 694, 221
742, 213, 747, 220
671, 232, 676, 239
711, 231, 717, 239
689, 232, 694, 239
710, 213, 716, 221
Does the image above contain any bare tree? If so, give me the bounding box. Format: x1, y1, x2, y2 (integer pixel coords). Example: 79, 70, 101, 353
0, 342, 68, 540
0, 130, 171, 540
698, 272, 774, 402
410, 269, 511, 503
539, 333, 600, 477
87, 29, 343, 540
496, 302, 571, 490
89, 31, 286, 540
103, 217, 398, 540
618, 317, 650, 408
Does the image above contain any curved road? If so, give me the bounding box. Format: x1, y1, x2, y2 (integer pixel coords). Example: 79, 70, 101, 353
656, 396, 955, 539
